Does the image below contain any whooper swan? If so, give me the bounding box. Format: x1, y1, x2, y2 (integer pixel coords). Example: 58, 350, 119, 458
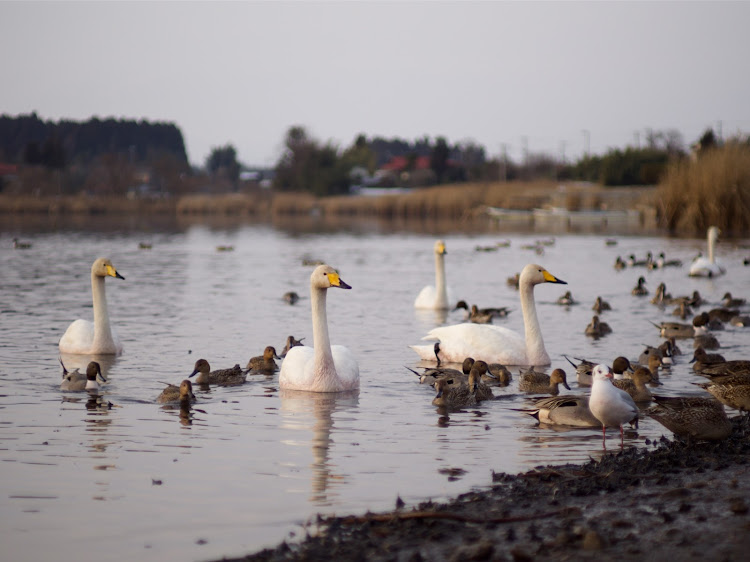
689, 226, 726, 277
279, 264, 360, 392
414, 239, 454, 310
410, 263, 566, 366
59, 257, 125, 355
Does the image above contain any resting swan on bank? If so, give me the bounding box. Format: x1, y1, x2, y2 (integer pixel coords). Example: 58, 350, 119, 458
410, 263, 567, 365
59, 257, 125, 355
279, 265, 360, 392
414, 239, 453, 310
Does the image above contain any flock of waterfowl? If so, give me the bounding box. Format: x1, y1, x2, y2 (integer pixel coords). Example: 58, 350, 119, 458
53, 226, 748, 449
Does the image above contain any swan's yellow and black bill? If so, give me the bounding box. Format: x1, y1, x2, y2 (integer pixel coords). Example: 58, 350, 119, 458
327, 272, 351, 290
106, 265, 125, 280
542, 270, 566, 284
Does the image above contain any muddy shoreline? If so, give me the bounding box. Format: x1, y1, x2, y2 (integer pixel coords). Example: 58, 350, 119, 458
226, 415, 750, 561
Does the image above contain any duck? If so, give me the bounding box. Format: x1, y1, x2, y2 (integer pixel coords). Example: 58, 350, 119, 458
525, 394, 601, 427
696, 359, 750, 378
584, 315, 612, 338
631, 276, 648, 296
690, 347, 726, 371
486, 363, 512, 386
283, 291, 300, 305
614, 256, 627, 270
672, 301, 693, 320
722, 292, 746, 308
280, 335, 304, 357
432, 377, 477, 411
414, 239, 453, 310
649, 282, 671, 305
467, 304, 494, 324
519, 367, 570, 395
564, 355, 597, 387
59, 257, 125, 355
592, 296, 611, 313
453, 300, 510, 320
468, 363, 494, 402
651, 319, 702, 339
279, 265, 359, 392
407, 355, 472, 386
589, 364, 639, 447
410, 264, 567, 365
60, 360, 105, 392
189, 358, 247, 386
627, 254, 650, 267
246, 346, 281, 373
707, 308, 736, 324
556, 291, 577, 306
730, 314, 750, 327
647, 396, 731, 441
156, 380, 196, 405
655, 252, 682, 269
689, 226, 726, 277
611, 356, 634, 379
506, 272, 520, 289
612, 367, 659, 402
13, 237, 32, 249
687, 291, 705, 308
694, 379, 750, 413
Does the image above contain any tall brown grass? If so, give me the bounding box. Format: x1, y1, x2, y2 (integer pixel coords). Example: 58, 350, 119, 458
658, 142, 750, 235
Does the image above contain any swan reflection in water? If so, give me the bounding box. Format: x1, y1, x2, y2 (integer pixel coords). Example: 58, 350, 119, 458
59, 353, 119, 383
279, 389, 359, 505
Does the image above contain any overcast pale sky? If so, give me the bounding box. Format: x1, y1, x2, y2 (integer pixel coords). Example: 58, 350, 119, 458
2, 1, 749, 168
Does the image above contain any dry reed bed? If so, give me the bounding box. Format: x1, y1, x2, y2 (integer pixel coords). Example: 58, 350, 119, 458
0, 195, 174, 215
658, 142, 750, 234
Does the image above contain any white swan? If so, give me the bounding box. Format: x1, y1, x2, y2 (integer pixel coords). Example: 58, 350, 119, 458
59, 257, 125, 355
689, 226, 726, 277
279, 265, 360, 392
410, 263, 566, 365
414, 239, 454, 309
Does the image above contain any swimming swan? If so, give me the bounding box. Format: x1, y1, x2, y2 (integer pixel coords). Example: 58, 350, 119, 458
59, 257, 125, 355
689, 226, 726, 277
414, 239, 453, 310
410, 263, 566, 365
279, 265, 360, 392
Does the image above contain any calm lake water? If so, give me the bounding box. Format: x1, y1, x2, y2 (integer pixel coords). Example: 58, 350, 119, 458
1, 217, 749, 561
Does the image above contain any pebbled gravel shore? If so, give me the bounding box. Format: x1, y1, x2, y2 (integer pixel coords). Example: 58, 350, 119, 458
222, 415, 750, 562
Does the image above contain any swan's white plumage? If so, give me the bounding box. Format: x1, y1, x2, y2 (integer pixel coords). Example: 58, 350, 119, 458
414, 239, 453, 309
279, 265, 360, 393
59, 257, 125, 355
410, 263, 566, 366
689, 226, 725, 277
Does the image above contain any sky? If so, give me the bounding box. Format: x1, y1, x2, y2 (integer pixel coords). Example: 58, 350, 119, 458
2, 1, 749, 168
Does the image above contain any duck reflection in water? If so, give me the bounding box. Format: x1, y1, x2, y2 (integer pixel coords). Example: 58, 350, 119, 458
279, 389, 359, 505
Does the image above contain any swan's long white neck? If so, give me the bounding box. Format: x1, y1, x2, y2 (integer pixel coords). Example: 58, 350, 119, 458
707, 230, 716, 264
434, 251, 448, 309
91, 272, 115, 352
520, 280, 547, 364
311, 286, 338, 387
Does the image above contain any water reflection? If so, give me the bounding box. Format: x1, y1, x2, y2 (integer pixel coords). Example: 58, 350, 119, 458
59, 352, 119, 377
279, 389, 359, 505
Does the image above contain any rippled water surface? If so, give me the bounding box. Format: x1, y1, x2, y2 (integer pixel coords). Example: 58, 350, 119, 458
1, 221, 749, 561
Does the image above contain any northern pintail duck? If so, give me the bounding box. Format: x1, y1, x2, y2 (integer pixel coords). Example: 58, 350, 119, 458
486, 362, 512, 386
659, 337, 682, 358
690, 347, 726, 371
655, 252, 682, 269
696, 359, 750, 378
592, 296, 611, 313
189, 358, 247, 386
519, 367, 570, 395
283, 291, 300, 305
707, 308, 735, 324
612, 367, 659, 402
432, 377, 477, 410
246, 346, 281, 373
556, 291, 577, 306
525, 394, 600, 427
672, 301, 693, 320
60, 360, 106, 392
506, 272, 520, 289
647, 396, 731, 441
588, 364, 639, 447
584, 315, 612, 338
611, 356, 634, 379
408, 356, 473, 385
722, 292, 746, 308
469, 363, 494, 401
627, 254, 651, 267
454, 301, 510, 320
280, 335, 304, 357
564, 355, 596, 387
156, 380, 196, 404
649, 282, 672, 305
631, 276, 648, 296
614, 256, 626, 270
13, 237, 32, 249
694, 379, 750, 413
468, 304, 494, 324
